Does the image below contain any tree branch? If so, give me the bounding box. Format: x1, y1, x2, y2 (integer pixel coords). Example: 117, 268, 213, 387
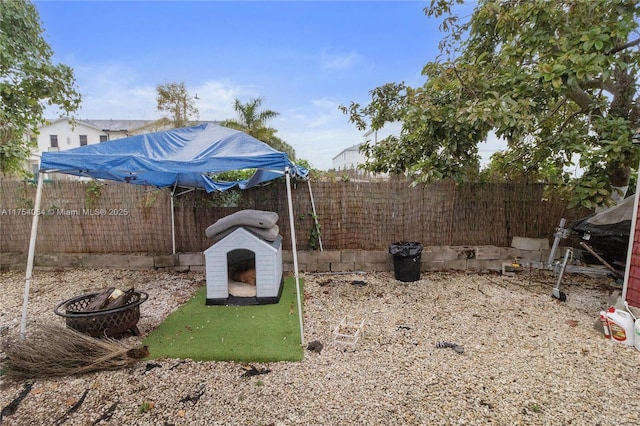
540, 98, 567, 125
557, 109, 585, 136
451, 65, 477, 99
607, 37, 640, 55
566, 87, 600, 116
580, 79, 603, 90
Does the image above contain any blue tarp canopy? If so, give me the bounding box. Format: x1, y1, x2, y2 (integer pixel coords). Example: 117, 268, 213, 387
40, 123, 308, 192
25, 122, 310, 344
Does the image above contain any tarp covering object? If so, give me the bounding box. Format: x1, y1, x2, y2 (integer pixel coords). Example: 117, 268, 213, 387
570, 196, 634, 264
40, 123, 308, 192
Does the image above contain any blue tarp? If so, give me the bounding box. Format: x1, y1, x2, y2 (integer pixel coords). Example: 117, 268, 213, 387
40, 123, 308, 192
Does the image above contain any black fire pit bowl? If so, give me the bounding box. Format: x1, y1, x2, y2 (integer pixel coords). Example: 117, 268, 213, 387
54, 291, 149, 338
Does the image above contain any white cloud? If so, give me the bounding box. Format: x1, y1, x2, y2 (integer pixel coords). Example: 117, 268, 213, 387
280, 97, 348, 128
276, 97, 364, 170
46, 63, 260, 122
318, 49, 364, 71
280, 126, 362, 170
192, 80, 257, 122
46, 62, 157, 119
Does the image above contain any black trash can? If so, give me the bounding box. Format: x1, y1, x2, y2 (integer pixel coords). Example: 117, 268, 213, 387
389, 241, 423, 282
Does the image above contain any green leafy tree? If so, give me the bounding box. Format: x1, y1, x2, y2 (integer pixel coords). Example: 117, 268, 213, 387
0, 0, 81, 175
156, 81, 199, 128
341, 0, 640, 209
223, 97, 296, 159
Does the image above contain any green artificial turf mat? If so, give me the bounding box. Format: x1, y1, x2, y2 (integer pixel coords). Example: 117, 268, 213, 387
143, 277, 304, 362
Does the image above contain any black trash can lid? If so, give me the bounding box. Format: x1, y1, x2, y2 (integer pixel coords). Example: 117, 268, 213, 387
389, 241, 423, 256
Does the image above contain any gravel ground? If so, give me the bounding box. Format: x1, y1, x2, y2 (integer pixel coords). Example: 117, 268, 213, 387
1, 267, 639, 425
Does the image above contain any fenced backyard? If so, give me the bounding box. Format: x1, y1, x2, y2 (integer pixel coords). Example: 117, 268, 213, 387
0, 178, 590, 254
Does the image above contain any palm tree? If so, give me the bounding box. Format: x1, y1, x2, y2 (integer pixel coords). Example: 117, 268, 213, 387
223, 97, 296, 159
224, 97, 278, 135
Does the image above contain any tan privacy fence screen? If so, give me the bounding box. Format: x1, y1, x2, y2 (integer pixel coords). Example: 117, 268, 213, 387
0, 179, 587, 253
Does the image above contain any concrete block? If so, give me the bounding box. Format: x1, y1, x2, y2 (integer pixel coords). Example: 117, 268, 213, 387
317, 251, 341, 263
34, 253, 60, 267
372, 262, 394, 272
355, 260, 390, 272
154, 254, 177, 268
475, 246, 501, 260
34, 266, 64, 271
380, 262, 395, 272
511, 237, 550, 251
283, 250, 317, 272
361, 250, 390, 263
467, 259, 503, 272
303, 259, 318, 272
80, 254, 108, 268
501, 262, 522, 276
60, 254, 84, 268
126, 255, 156, 269
314, 261, 331, 272
341, 250, 362, 263
422, 260, 448, 271
331, 262, 356, 272
501, 247, 545, 262
35, 253, 82, 268
422, 246, 459, 261
282, 250, 294, 263
178, 252, 204, 266
0, 252, 25, 271
284, 265, 312, 274
449, 259, 470, 270
288, 261, 316, 273
423, 259, 468, 270
304, 258, 318, 272
82, 254, 154, 269
296, 251, 318, 264
292, 263, 307, 273
453, 246, 477, 260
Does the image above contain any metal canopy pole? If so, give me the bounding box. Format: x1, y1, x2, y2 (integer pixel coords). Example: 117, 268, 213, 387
20, 172, 45, 339
286, 169, 305, 346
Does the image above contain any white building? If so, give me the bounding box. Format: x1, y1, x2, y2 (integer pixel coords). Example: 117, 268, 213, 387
332, 143, 365, 170
28, 118, 216, 176
332, 124, 401, 172
28, 118, 160, 175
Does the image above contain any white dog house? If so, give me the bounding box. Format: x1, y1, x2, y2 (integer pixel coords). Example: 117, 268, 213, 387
204, 227, 283, 305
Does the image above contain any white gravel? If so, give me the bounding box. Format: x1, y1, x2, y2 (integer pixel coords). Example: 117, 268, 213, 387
1, 268, 640, 425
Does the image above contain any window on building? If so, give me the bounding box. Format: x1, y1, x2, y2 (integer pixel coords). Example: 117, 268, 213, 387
50, 135, 58, 148
79, 135, 88, 146
100, 135, 108, 142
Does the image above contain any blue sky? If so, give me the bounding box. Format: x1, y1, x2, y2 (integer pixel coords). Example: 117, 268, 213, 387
35, 0, 501, 170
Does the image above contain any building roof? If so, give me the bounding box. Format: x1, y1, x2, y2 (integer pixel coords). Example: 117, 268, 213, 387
332, 143, 362, 161
80, 119, 158, 132
43, 118, 219, 132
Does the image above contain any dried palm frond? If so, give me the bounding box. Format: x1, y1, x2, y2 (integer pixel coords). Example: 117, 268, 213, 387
2, 324, 148, 380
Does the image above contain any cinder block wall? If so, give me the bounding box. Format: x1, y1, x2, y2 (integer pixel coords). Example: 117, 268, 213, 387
1, 243, 555, 273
